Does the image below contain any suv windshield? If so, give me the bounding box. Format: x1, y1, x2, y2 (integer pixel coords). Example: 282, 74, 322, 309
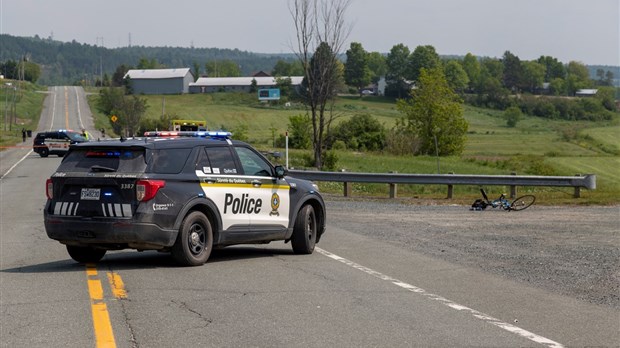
57, 148, 147, 173
66, 131, 87, 142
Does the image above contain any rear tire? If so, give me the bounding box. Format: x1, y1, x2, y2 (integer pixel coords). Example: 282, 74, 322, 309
171, 211, 213, 266
291, 205, 317, 254
66, 245, 106, 263
510, 195, 536, 211
39, 147, 49, 157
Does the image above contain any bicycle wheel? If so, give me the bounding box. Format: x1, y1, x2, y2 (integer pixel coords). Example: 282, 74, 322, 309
509, 195, 535, 211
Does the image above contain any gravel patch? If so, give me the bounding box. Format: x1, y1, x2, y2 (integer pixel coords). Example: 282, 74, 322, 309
325, 197, 620, 308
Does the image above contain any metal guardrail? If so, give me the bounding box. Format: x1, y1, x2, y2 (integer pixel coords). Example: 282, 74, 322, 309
288, 170, 596, 199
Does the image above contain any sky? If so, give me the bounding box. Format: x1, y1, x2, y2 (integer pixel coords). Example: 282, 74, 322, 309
1, 0, 619, 66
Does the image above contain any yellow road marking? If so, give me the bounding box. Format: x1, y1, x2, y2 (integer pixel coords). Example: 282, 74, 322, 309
107, 272, 127, 299
64, 87, 69, 129
86, 264, 117, 348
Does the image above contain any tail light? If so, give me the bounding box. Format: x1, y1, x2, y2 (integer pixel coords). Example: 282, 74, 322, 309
46, 179, 53, 199
136, 180, 165, 201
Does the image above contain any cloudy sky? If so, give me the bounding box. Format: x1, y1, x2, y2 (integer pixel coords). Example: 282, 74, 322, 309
1, 0, 618, 66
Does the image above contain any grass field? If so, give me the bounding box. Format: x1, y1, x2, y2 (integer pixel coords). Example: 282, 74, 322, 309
3, 85, 616, 204
0, 81, 46, 148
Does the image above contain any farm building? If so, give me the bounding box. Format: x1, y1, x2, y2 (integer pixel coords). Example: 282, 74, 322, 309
189, 76, 303, 93
124, 68, 194, 95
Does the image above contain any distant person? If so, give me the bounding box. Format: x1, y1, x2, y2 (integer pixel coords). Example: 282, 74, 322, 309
100, 128, 105, 137
21, 128, 26, 142
81, 128, 91, 140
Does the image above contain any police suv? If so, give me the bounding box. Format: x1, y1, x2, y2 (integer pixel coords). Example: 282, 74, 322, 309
44, 131, 326, 266
33, 129, 87, 157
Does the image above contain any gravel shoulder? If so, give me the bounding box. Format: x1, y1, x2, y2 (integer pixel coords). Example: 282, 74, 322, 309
325, 197, 620, 309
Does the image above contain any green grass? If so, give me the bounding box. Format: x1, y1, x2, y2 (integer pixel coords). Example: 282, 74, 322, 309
87, 91, 620, 204
0, 80, 46, 148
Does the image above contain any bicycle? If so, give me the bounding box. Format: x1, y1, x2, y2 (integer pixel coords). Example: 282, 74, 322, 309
471, 188, 535, 211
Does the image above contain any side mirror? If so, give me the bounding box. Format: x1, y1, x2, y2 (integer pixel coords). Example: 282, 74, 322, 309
274, 165, 288, 179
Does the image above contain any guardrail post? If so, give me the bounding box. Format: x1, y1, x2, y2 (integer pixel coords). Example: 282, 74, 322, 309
510, 172, 517, 198
343, 182, 351, 197
574, 174, 581, 198
447, 172, 454, 199
389, 171, 398, 199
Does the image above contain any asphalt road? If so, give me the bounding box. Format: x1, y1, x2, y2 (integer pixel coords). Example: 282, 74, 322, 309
1, 87, 618, 348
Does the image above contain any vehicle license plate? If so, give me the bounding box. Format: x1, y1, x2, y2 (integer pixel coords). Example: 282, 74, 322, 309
81, 188, 101, 200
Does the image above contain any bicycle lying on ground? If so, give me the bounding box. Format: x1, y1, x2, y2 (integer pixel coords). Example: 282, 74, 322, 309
471, 188, 536, 211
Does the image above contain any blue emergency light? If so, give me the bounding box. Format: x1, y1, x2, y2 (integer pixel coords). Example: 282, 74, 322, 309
143, 131, 232, 139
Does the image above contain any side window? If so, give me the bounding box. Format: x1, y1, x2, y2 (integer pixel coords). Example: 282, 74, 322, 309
234, 146, 273, 177
195, 147, 212, 174
205, 146, 238, 175
150, 148, 191, 174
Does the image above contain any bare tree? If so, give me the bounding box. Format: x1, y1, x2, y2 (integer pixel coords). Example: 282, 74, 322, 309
289, 0, 351, 169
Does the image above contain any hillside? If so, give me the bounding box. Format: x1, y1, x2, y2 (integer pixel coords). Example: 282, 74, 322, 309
0, 34, 296, 85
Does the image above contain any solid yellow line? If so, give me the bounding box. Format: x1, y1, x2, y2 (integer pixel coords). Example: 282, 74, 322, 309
86, 265, 117, 348
64, 87, 69, 129
107, 272, 127, 299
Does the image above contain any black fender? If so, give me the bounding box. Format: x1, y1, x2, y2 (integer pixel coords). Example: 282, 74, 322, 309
173, 196, 224, 244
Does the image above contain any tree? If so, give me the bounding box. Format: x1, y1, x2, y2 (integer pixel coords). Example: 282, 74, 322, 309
287, 114, 312, 149
443, 60, 469, 93
504, 106, 522, 128
112, 64, 131, 87
501, 51, 523, 92
332, 113, 386, 151
521, 61, 545, 93
96, 87, 147, 136
385, 43, 411, 98
537, 56, 565, 81
462, 53, 481, 92
192, 61, 201, 82
408, 45, 441, 82
290, 0, 351, 169
272, 59, 304, 76
396, 67, 468, 156
366, 51, 387, 84
344, 42, 371, 95
205, 60, 241, 77
566, 61, 591, 95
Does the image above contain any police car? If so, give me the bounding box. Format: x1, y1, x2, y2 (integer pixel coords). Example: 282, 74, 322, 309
33, 129, 87, 157
43, 131, 326, 266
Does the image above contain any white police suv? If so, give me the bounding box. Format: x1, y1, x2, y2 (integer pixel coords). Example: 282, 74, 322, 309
44, 131, 326, 266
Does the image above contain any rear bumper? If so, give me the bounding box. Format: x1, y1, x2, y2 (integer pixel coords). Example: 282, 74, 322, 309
44, 212, 177, 250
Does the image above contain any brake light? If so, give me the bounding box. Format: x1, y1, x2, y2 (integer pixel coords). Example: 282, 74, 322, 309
136, 180, 165, 201
46, 179, 53, 199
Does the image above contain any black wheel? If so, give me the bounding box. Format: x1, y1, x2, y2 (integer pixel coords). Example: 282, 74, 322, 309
291, 205, 317, 254
171, 211, 213, 266
39, 147, 49, 157
510, 195, 536, 211
66, 245, 106, 263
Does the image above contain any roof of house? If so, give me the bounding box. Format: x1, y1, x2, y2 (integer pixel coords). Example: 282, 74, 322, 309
575, 89, 598, 95
124, 68, 192, 80
189, 76, 304, 87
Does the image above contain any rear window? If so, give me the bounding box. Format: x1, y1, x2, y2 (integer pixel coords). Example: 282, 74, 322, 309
57, 148, 147, 173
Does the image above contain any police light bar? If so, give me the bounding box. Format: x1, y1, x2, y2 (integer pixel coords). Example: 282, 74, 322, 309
143, 131, 232, 139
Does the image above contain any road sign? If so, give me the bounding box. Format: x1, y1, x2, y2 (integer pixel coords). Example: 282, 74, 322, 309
110, 115, 118, 123
258, 89, 280, 101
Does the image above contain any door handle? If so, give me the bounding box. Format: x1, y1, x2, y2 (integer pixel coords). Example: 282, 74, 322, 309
251, 180, 262, 187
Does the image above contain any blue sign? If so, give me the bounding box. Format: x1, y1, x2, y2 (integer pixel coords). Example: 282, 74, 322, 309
258, 88, 280, 101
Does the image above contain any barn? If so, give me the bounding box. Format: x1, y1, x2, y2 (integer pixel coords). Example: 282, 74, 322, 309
188, 76, 303, 93
124, 68, 194, 95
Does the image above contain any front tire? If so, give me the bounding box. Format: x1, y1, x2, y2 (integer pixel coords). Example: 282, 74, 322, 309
291, 205, 317, 254
510, 195, 536, 211
66, 245, 106, 263
171, 211, 213, 266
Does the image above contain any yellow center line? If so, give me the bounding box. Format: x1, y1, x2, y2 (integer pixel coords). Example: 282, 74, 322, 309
85, 264, 117, 348
107, 272, 127, 299
64, 87, 69, 129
